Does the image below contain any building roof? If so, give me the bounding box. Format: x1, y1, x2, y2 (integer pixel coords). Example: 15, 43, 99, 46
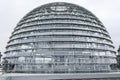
4, 2, 116, 73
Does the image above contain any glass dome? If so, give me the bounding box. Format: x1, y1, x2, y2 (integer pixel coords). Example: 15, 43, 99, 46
4, 2, 116, 73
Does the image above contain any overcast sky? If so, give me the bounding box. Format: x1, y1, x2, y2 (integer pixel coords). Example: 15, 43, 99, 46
0, 0, 120, 54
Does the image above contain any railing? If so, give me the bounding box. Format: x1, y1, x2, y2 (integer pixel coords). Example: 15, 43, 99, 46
1, 62, 113, 73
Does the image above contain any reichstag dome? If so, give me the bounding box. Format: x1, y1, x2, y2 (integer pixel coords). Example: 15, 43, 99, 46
4, 2, 116, 73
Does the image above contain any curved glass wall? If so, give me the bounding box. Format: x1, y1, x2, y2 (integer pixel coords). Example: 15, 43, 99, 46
4, 2, 116, 73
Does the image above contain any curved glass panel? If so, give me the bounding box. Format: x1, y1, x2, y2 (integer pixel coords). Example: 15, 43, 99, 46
4, 2, 116, 73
